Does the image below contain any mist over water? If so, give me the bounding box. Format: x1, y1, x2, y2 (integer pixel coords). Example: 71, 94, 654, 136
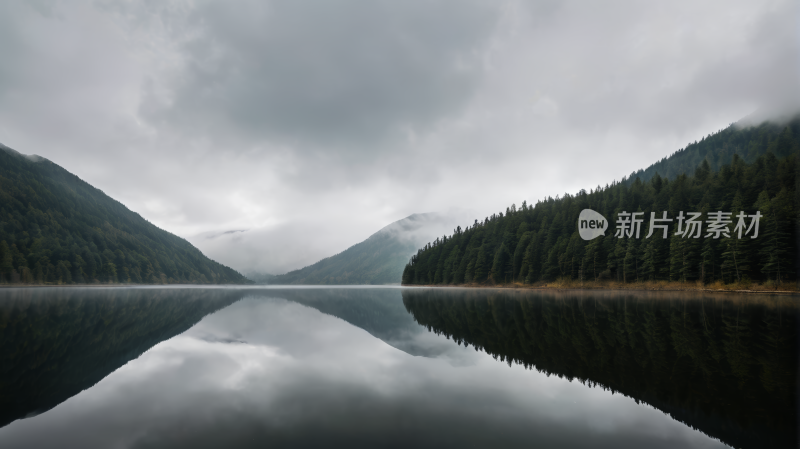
0, 286, 793, 448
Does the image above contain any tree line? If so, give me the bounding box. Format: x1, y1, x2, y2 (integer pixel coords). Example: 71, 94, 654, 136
403, 121, 798, 287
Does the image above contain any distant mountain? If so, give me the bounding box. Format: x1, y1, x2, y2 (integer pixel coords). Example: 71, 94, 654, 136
624, 113, 799, 185
0, 144, 248, 284
246, 271, 276, 284
269, 213, 456, 285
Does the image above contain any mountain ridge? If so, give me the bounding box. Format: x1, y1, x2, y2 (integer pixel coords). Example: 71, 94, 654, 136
0, 145, 248, 284
622, 113, 799, 185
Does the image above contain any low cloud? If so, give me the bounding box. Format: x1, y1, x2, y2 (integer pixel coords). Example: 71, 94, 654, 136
191, 209, 476, 275
130, 0, 501, 154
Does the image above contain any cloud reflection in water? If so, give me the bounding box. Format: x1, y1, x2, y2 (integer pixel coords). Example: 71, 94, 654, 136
0, 289, 729, 449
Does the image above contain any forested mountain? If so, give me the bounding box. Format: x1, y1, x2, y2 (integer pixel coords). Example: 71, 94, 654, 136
401, 289, 798, 449
0, 145, 248, 284
625, 114, 799, 184
403, 118, 798, 286
269, 213, 451, 285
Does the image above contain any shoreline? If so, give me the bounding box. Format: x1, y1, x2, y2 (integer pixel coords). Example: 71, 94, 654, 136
0, 282, 797, 296
0, 283, 251, 289
403, 281, 800, 296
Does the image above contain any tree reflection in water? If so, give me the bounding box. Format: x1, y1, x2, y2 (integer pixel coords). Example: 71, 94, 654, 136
0, 287, 245, 428
402, 289, 797, 449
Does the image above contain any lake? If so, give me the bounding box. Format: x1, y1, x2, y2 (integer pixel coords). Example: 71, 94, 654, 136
0, 286, 796, 448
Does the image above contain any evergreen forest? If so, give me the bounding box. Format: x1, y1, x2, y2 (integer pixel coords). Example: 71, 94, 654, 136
0, 146, 248, 284
403, 119, 799, 287
626, 114, 799, 184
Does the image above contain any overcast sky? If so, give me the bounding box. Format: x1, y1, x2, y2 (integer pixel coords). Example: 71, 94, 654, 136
1, 0, 797, 274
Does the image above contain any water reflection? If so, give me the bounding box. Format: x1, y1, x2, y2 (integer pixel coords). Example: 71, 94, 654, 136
0, 286, 791, 448
275, 288, 466, 359
0, 287, 246, 427
401, 288, 799, 449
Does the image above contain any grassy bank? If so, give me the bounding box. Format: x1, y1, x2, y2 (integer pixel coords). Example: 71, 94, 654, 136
415, 278, 799, 294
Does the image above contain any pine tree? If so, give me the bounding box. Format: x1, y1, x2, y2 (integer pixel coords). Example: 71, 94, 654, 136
700, 236, 716, 284
474, 245, 490, 282
607, 238, 626, 282
583, 237, 603, 281
491, 243, 512, 283
721, 236, 745, 282
669, 232, 682, 281
523, 232, 542, 283
623, 238, 640, 282
721, 191, 749, 282
642, 232, 669, 280
443, 246, 461, 284
513, 231, 532, 280
758, 190, 792, 283
0, 241, 12, 283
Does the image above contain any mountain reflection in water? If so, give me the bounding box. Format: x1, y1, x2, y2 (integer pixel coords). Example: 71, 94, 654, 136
0, 287, 245, 427
0, 287, 795, 448
274, 288, 463, 358
401, 288, 798, 449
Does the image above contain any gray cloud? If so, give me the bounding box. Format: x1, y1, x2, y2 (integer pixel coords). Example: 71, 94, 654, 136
494, 0, 800, 136
0, 0, 796, 275
133, 0, 501, 153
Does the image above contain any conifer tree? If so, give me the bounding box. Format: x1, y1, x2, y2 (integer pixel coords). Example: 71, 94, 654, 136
607, 238, 626, 281
669, 232, 682, 281
721, 192, 749, 282
624, 238, 640, 282
758, 190, 792, 283
699, 237, 715, 284
513, 231, 532, 280
474, 245, 490, 282
443, 246, 460, 284
523, 232, 543, 283
0, 241, 12, 283
582, 237, 603, 281
642, 232, 669, 281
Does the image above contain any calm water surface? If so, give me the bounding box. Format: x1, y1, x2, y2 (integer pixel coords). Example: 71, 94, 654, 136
0, 287, 796, 448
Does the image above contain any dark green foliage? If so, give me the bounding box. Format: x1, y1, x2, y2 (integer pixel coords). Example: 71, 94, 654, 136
0, 147, 248, 284
624, 115, 800, 185
757, 189, 793, 282
402, 288, 798, 449
403, 120, 798, 286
